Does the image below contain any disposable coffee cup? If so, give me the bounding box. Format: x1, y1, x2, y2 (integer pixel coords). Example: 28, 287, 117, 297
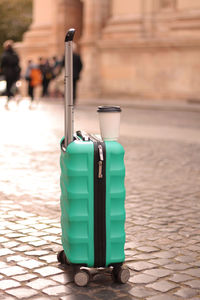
97, 106, 121, 141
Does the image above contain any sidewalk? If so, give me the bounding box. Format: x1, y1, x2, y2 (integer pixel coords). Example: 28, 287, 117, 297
78, 97, 200, 113
0, 98, 200, 299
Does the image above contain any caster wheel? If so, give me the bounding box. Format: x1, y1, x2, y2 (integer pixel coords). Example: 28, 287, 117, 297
112, 266, 130, 284
74, 270, 90, 287
57, 250, 69, 265
117, 267, 130, 284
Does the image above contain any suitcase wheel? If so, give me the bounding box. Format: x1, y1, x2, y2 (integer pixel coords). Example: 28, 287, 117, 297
112, 266, 130, 284
57, 250, 69, 265
74, 269, 90, 287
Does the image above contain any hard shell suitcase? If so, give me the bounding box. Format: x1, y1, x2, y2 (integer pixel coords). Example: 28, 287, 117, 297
58, 29, 130, 286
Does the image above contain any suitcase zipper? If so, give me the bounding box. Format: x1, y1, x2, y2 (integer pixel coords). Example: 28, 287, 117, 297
94, 141, 106, 267
82, 132, 106, 267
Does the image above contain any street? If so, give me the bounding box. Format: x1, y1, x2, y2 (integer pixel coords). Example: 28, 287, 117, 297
0, 98, 200, 299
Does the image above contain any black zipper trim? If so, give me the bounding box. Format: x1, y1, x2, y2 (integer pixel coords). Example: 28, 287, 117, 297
93, 140, 106, 267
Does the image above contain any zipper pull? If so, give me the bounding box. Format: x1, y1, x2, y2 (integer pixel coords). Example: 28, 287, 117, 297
98, 145, 104, 161
98, 145, 104, 179
98, 161, 103, 178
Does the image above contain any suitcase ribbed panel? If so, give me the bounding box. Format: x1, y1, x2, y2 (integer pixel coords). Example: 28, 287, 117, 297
60, 140, 94, 267
105, 141, 126, 266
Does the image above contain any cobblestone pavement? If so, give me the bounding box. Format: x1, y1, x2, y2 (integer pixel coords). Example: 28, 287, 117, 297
0, 98, 200, 299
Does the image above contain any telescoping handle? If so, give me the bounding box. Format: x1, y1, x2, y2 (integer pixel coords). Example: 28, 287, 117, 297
64, 28, 76, 148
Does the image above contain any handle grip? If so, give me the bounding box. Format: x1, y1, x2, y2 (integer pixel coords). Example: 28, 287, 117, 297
65, 28, 76, 42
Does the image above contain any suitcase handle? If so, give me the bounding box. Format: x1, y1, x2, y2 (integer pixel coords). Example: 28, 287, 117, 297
76, 130, 90, 141
65, 29, 76, 42
64, 28, 76, 148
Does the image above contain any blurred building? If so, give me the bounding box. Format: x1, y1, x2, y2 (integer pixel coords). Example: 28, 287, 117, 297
17, 0, 200, 100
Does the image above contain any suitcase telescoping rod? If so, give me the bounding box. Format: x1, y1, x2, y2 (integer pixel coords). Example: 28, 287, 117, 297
64, 28, 75, 148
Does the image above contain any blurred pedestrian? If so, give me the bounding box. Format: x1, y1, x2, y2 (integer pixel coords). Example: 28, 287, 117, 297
62, 43, 83, 105
51, 56, 62, 78
39, 58, 54, 97
72, 44, 83, 105
25, 59, 42, 101
0, 40, 21, 99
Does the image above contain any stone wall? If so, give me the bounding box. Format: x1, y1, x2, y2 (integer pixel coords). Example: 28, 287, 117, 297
94, 0, 200, 100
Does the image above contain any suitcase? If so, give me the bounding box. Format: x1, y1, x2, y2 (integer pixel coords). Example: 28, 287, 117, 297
57, 29, 130, 286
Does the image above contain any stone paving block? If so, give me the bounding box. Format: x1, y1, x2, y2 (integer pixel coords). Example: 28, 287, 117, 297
28, 240, 48, 247
175, 255, 196, 263
0, 237, 9, 243
50, 271, 74, 284
147, 280, 178, 292
27, 278, 57, 290
165, 263, 190, 271
12, 245, 33, 252
6, 233, 25, 238
7, 255, 27, 262
0, 229, 12, 235
25, 250, 49, 256
133, 253, 155, 260
17, 236, 40, 243
43, 227, 61, 234
42, 236, 60, 242
185, 280, 200, 289
191, 261, 200, 267
152, 251, 176, 259
0, 296, 16, 300
40, 254, 57, 263
0, 266, 27, 276
31, 224, 49, 230
0, 279, 21, 290
6, 287, 38, 299
125, 242, 138, 250
127, 261, 156, 271
16, 219, 38, 226
169, 273, 193, 283
50, 222, 60, 228
13, 273, 37, 282
128, 286, 157, 298
42, 285, 72, 296
2, 241, 19, 248
6, 223, 26, 230
17, 259, 45, 269
30, 231, 49, 237
174, 287, 199, 298
181, 268, 200, 277
137, 246, 159, 253
187, 245, 200, 251
149, 258, 172, 266
0, 248, 14, 256
144, 268, 173, 278
129, 274, 157, 284
12, 211, 36, 218
34, 266, 63, 276
147, 294, 180, 300
0, 261, 9, 268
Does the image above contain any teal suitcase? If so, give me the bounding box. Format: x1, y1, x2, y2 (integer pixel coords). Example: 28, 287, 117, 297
57, 29, 130, 286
